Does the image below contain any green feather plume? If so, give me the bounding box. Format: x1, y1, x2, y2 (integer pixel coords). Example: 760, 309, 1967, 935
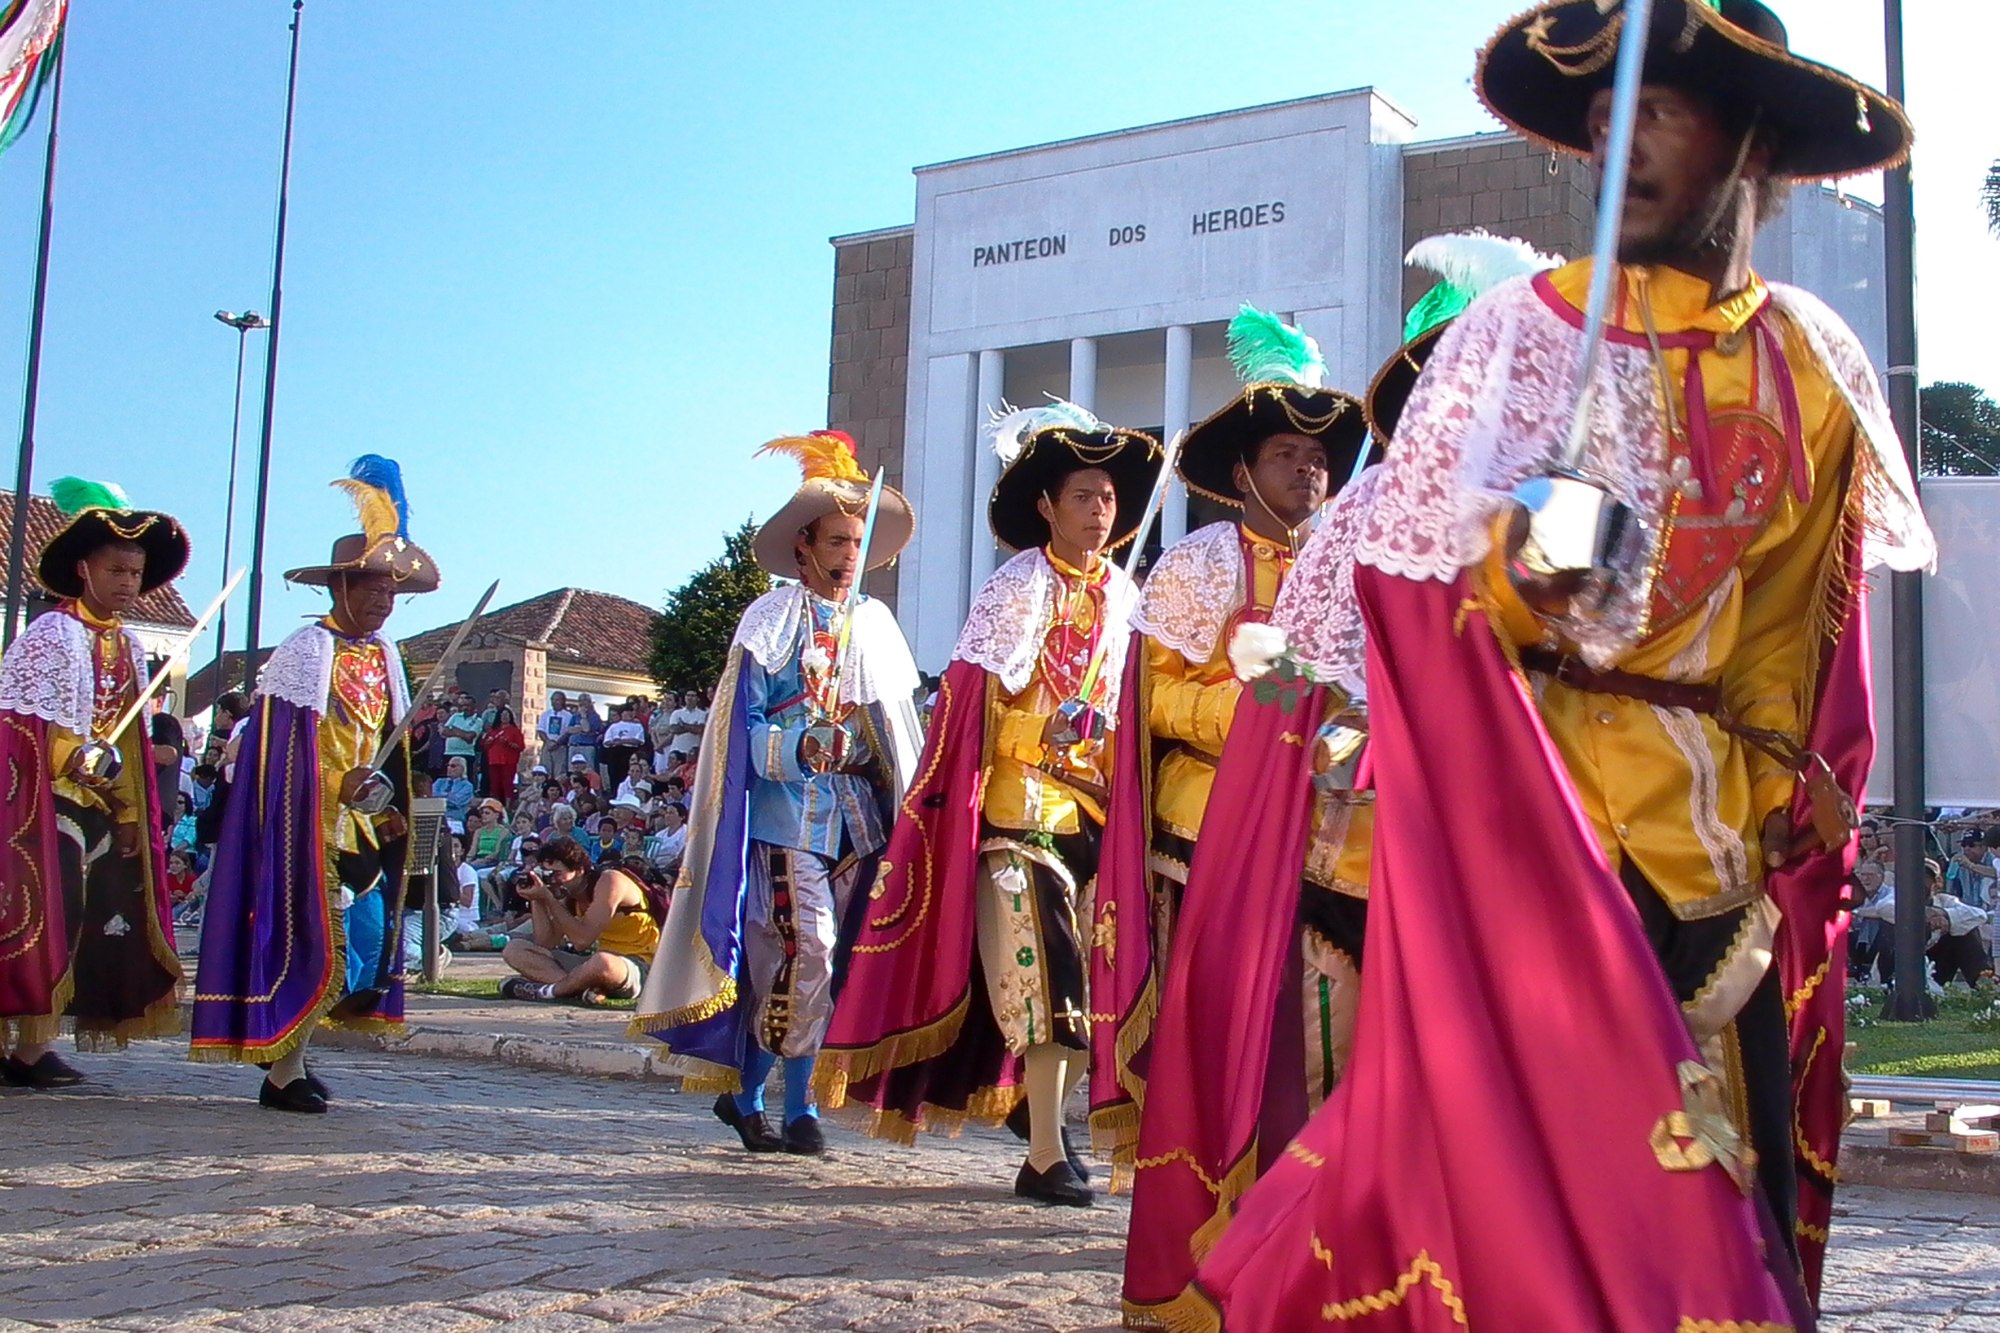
1401, 231, 1563, 342
1226, 305, 1325, 389
49, 477, 131, 516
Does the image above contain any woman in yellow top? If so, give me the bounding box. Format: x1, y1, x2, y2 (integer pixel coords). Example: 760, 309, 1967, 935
501, 836, 663, 1004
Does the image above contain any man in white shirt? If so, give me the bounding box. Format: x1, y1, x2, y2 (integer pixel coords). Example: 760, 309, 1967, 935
664, 690, 707, 761
539, 691, 574, 772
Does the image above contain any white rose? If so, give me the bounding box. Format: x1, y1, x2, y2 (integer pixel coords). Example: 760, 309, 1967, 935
1227, 623, 1290, 682
801, 644, 833, 672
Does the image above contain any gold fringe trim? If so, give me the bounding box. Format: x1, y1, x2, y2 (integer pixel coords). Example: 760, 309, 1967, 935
679, 1069, 743, 1095
1188, 1149, 1262, 1263
819, 1081, 1021, 1147
1089, 1101, 1142, 1194
4, 963, 78, 1048
1784, 958, 1831, 1024
1319, 1250, 1468, 1326
1125, 1285, 1223, 1333
1114, 970, 1158, 1106
1676, 1323, 1792, 1333
625, 979, 739, 1040
1792, 1025, 1841, 1184
812, 991, 970, 1109
72, 991, 184, 1051
186, 976, 343, 1067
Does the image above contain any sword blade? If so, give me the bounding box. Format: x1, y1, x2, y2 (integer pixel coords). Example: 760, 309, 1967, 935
827, 469, 886, 707
102, 567, 248, 747
369, 578, 501, 768
1556, 0, 1656, 472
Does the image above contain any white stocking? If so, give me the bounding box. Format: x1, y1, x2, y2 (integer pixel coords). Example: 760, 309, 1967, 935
1023, 1043, 1070, 1173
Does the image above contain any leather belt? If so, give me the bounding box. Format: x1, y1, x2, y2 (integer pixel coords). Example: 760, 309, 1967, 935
1519, 647, 1721, 715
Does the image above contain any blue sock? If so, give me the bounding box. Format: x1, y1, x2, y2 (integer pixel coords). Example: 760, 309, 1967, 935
783, 1054, 818, 1124
734, 1046, 777, 1117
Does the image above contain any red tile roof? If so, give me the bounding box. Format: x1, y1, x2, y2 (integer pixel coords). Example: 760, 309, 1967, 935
0, 489, 196, 628
399, 587, 660, 678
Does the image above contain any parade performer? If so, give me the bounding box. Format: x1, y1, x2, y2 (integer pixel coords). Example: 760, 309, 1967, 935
1167, 2, 1933, 1326
191, 457, 437, 1113
1088, 307, 1371, 1183
0, 479, 188, 1087
630, 431, 922, 1157
1122, 239, 1562, 1325
815, 402, 1163, 1207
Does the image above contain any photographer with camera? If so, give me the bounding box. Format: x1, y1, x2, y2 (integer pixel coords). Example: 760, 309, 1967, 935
497, 836, 662, 1005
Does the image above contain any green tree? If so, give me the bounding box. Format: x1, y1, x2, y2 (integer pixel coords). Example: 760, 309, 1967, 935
649, 518, 772, 693
1920, 381, 2000, 477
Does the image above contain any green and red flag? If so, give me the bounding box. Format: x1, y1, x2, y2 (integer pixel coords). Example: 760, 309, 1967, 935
0, 0, 66, 157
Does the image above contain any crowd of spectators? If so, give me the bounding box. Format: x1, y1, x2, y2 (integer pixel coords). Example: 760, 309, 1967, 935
1848, 813, 1998, 991
396, 687, 709, 978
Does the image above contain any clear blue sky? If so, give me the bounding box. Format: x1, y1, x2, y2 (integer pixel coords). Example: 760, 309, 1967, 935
2, 1, 1992, 650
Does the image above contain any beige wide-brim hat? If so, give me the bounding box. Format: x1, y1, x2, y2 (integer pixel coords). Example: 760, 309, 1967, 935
285, 532, 441, 593
752, 477, 915, 579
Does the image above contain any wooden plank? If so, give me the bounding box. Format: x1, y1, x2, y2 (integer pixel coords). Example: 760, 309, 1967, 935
1849, 1098, 1893, 1118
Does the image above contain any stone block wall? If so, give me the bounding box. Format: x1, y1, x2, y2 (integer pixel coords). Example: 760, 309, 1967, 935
1399, 135, 1596, 309
828, 228, 915, 608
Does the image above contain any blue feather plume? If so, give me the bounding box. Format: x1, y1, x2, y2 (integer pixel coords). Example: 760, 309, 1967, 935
347, 454, 410, 538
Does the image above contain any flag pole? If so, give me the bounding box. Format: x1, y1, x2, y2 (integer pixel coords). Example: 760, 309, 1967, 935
240, 0, 305, 689
2, 35, 67, 650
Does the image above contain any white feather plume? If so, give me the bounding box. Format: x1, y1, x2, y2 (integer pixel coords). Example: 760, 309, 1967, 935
1404, 230, 1563, 292
986, 397, 1108, 465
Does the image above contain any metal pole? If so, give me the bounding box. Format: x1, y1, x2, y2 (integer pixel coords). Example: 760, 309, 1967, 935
213, 325, 251, 683
1882, 0, 1929, 1022
241, 1, 305, 689
3, 39, 66, 649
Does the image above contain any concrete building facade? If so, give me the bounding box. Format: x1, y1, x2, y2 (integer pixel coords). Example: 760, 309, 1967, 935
829, 88, 1888, 669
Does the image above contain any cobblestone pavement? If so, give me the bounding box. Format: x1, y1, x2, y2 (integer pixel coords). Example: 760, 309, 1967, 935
3, 1044, 1998, 1331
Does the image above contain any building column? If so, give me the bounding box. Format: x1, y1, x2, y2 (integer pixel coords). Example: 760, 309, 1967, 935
968, 348, 1008, 603
1069, 336, 1098, 412
1161, 324, 1192, 545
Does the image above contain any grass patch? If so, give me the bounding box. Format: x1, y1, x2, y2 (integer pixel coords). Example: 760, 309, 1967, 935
410, 975, 637, 1011
1846, 983, 2000, 1081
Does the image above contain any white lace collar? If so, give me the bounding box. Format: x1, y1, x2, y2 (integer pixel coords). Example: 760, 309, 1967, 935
952, 547, 1140, 707
732, 584, 919, 708
0, 609, 149, 734
257, 621, 412, 722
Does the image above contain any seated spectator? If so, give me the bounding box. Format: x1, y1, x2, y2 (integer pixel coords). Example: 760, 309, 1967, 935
1927, 858, 1993, 987
165, 848, 202, 923
567, 752, 603, 794
562, 695, 603, 779
498, 837, 665, 1004
596, 801, 643, 861
674, 741, 700, 789
443, 689, 487, 787
546, 802, 580, 848
188, 761, 219, 816
615, 753, 653, 802
446, 834, 483, 938
468, 798, 511, 869
660, 776, 687, 806
170, 794, 200, 853
1946, 829, 1997, 912
524, 778, 562, 827
646, 801, 688, 879
1850, 861, 1896, 984
434, 756, 477, 835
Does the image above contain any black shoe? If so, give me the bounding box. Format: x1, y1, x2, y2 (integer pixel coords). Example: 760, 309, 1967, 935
783, 1115, 826, 1156
1003, 1101, 1091, 1182
498, 977, 544, 1001
712, 1094, 782, 1152
1014, 1157, 1095, 1207
1060, 1126, 1093, 1184
256, 1060, 330, 1102
258, 1076, 327, 1114
1, 1052, 85, 1088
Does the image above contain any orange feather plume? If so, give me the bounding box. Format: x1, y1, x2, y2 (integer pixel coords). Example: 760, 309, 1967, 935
756, 430, 867, 485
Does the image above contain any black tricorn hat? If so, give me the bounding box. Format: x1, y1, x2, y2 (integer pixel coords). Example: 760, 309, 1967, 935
1478, 0, 1910, 182
37, 477, 190, 600
987, 403, 1164, 554
1179, 385, 1374, 507
1180, 307, 1374, 506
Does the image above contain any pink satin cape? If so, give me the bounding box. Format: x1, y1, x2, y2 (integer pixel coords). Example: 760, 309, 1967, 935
1173, 568, 1795, 1332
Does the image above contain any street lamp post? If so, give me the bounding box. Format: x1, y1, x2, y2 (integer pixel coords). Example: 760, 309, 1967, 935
211, 311, 268, 696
